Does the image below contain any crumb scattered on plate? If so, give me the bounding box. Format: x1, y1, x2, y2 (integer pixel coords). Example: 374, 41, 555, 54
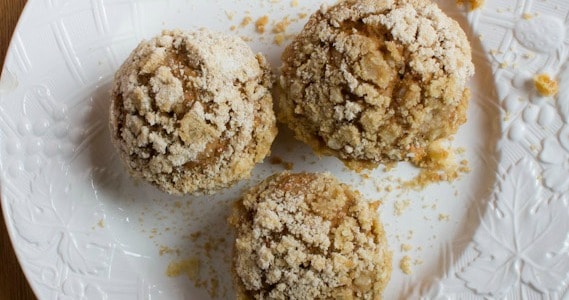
241, 16, 253, 27
404, 141, 470, 189
255, 16, 269, 33
400, 255, 413, 275
166, 257, 200, 280
534, 73, 558, 97
394, 199, 411, 216
269, 156, 294, 170
522, 12, 534, 20
401, 244, 413, 252
457, 0, 485, 11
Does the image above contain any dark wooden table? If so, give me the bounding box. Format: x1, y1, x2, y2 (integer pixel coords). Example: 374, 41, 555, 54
0, 0, 36, 299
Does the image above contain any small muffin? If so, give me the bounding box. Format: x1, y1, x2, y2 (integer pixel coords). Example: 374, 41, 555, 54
230, 172, 391, 299
110, 29, 277, 195
278, 0, 474, 170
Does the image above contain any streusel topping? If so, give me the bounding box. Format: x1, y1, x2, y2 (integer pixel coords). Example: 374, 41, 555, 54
110, 29, 277, 194
230, 172, 392, 299
278, 0, 474, 170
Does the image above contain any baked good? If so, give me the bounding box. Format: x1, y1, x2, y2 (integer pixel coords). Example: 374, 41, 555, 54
278, 0, 474, 170
110, 29, 277, 195
230, 172, 392, 299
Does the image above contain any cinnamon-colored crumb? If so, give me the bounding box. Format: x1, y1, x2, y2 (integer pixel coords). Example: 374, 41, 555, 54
241, 16, 253, 27
166, 257, 200, 280
457, 0, 485, 10
272, 16, 291, 33
522, 12, 534, 19
269, 156, 294, 170
255, 16, 269, 33
405, 140, 470, 189
274, 34, 285, 45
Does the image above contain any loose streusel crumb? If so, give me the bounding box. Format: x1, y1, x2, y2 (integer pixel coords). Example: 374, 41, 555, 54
534, 73, 558, 97
110, 29, 277, 195
457, 0, 484, 11
241, 16, 253, 27
230, 172, 392, 299
522, 12, 534, 20
255, 16, 269, 33
394, 199, 410, 216
273, 16, 291, 33
278, 0, 474, 171
166, 257, 200, 280
400, 256, 413, 274
269, 156, 294, 170
274, 34, 286, 45
401, 244, 413, 252
159, 245, 180, 256
404, 140, 470, 188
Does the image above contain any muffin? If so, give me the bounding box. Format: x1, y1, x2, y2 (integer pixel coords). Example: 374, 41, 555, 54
109, 29, 277, 195
278, 0, 474, 170
230, 172, 392, 299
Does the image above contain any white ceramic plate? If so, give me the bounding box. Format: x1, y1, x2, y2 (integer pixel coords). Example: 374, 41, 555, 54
2, 0, 569, 299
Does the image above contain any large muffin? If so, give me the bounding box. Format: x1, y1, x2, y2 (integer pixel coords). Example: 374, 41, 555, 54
230, 172, 392, 299
278, 0, 474, 170
110, 29, 277, 195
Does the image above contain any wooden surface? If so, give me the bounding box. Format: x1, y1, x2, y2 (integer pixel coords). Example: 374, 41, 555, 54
0, 0, 36, 299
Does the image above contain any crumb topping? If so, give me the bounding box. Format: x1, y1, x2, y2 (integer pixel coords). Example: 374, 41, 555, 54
278, 0, 474, 170
110, 29, 277, 194
230, 172, 392, 299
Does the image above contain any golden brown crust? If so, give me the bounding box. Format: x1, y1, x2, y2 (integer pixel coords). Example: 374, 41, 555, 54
109, 29, 277, 195
278, 0, 474, 170
230, 172, 392, 299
